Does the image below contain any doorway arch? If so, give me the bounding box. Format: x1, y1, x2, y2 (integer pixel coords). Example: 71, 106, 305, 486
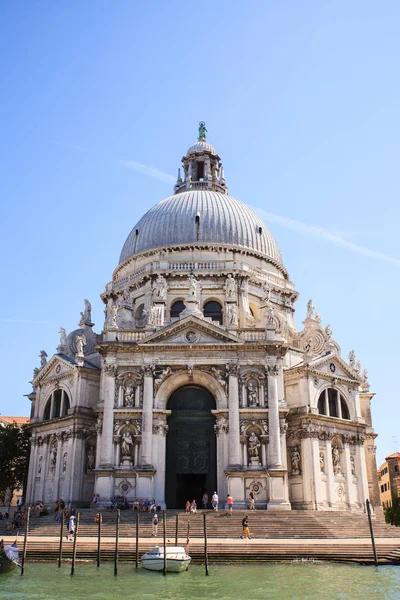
165, 385, 217, 509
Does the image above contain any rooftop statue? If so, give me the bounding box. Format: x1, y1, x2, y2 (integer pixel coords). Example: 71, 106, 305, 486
198, 121, 207, 141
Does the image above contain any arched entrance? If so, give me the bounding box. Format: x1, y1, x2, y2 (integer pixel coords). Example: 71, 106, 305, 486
166, 385, 217, 509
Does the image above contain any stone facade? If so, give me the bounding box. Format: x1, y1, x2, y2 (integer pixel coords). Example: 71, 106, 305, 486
26, 127, 379, 510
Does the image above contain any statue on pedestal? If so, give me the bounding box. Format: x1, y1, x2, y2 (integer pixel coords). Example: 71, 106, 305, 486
124, 384, 136, 407
290, 446, 301, 475
248, 432, 261, 466
121, 432, 134, 458
247, 383, 259, 407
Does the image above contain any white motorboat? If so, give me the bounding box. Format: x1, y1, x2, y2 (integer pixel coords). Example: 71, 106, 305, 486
141, 545, 191, 572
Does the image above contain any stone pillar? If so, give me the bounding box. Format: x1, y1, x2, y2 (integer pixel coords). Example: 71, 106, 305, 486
355, 439, 369, 506
100, 365, 117, 467
141, 366, 154, 467
267, 365, 282, 468
301, 436, 322, 509
26, 439, 38, 504
343, 443, 353, 507
227, 364, 241, 467
325, 439, 336, 507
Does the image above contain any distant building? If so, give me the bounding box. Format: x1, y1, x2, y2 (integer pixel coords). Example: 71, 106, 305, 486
0, 416, 30, 505
377, 453, 400, 508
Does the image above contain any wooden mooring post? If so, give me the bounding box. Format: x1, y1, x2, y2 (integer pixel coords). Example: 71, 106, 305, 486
135, 512, 139, 569
163, 510, 167, 576
114, 509, 120, 576
20, 506, 30, 576
175, 513, 179, 546
366, 499, 378, 566
96, 513, 102, 567
203, 512, 209, 576
58, 513, 64, 568
70, 512, 80, 576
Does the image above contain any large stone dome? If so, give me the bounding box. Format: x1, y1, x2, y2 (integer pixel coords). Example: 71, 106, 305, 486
119, 190, 282, 265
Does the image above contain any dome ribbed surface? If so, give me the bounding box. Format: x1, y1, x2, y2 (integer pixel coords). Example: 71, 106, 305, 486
119, 190, 282, 264
186, 140, 217, 155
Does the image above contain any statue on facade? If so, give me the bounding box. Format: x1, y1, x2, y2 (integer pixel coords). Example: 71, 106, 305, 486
124, 384, 136, 407
121, 432, 134, 458
348, 350, 356, 367
248, 432, 261, 466
39, 350, 48, 368
38, 455, 43, 474
247, 383, 259, 407
33, 367, 40, 379
350, 455, 356, 476
262, 282, 272, 303
198, 121, 207, 140
226, 303, 238, 326
62, 452, 67, 473
306, 299, 315, 320
332, 446, 341, 475
211, 367, 227, 392
153, 274, 167, 299
290, 446, 301, 475
355, 360, 361, 374
75, 334, 86, 357
187, 273, 198, 297
224, 274, 236, 298
59, 327, 67, 348
80, 299, 92, 324
325, 324, 332, 340
154, 366, 172, 392
49, 445, 57, 474
109, 304, 119, 328
319, 452, 325, 473
266, 306, 275, 325
86, 446, 95, 471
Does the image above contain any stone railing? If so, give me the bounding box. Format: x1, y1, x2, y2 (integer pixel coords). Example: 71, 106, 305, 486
238, 329, 267, 341
168, 261, 225, 271
116, 331, 149, 342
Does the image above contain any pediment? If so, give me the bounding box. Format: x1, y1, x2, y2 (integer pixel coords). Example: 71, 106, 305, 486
33, 354, 75, 384
310, 354, 361, 382
138, 315, 243, 346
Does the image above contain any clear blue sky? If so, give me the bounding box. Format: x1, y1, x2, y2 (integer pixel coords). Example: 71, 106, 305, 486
1, 1, 399, 466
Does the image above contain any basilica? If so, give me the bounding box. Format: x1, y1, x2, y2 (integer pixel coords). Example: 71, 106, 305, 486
26, 125, 380, 510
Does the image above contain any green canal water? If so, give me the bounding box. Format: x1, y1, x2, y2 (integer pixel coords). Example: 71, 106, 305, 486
1, 562, 400, 600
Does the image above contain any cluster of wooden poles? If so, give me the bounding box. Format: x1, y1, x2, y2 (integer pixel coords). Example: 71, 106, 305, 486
20, 508, 210, 576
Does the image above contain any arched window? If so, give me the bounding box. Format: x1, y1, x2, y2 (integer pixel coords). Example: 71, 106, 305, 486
43, 390, 71, 421
203, 300, 223, 324
170, 300, 185, 318
317, 388, 350, 420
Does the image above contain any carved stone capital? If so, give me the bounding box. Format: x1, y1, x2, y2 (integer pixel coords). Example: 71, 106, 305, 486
142, 365, 155, 378
266, 364, 279, 377
152, 423, 169, 435
226, 363, 239, 377
95, 418, 103, 435
104, 365, 118, 377
214, 417, 229, 435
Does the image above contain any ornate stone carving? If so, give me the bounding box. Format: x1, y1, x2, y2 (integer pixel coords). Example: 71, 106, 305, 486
96, 418, 103, 435
48, 440, 57, 475
290, 446, 302, 475
332, 445, 342, 475
121, 432, 134, 460
86, 445, 95, 471
224, 273, 236, 298
152, 274, 167, 300
348, 350, 355, 368
57, 327, 67, 353
319, 451, 325, 472
368, 445, 377, 456
226, 303, 238, 326
142, 365, 154, 378
266, 364, 279, 377
350, 455, 356, 476
62, 452, 67, 473
38, 455, 43, 474
211, 367, 227, 393
248, 432, 261, 466
123, 383, 136, 407
40, 350, 48, 368
152, 423, 169, 435
262, 282, 271, 303
280, 421, 288, 434
114, 419, 141, 435
214, 417, 229, 435
226, 363, 239, 377
104, 364, 118, 377
247, 383, 259, 408
154, 366, 172, 393
79, 299, 92, 327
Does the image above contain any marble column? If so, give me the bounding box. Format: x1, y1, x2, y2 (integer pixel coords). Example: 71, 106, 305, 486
355, 439, 369, 506
267, 365, 282, 468
325, 439, 336, 507
141, 366, 154, 466
227, 364, 241, 467
343, 443, 353, 507
100, 365, 117, 468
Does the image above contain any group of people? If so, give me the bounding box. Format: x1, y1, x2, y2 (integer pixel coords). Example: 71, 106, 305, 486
106, 496, 158, 512
186, 489, 257, 513
185, 500, 198, 513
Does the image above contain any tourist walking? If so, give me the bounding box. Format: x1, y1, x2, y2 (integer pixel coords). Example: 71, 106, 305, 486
241, 515, 251, 539
152, 513, 159, 536
249, 489, 256, 510
202, 492, 209, 509
227, 494, 234, 514
211, 491, 219, 511
67, 515, 76, 541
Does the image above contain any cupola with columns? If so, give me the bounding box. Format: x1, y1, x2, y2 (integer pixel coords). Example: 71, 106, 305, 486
174, 122, 227, 194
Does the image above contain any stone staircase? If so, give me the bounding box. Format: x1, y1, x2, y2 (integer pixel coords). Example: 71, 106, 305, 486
3, 508, 400, 564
